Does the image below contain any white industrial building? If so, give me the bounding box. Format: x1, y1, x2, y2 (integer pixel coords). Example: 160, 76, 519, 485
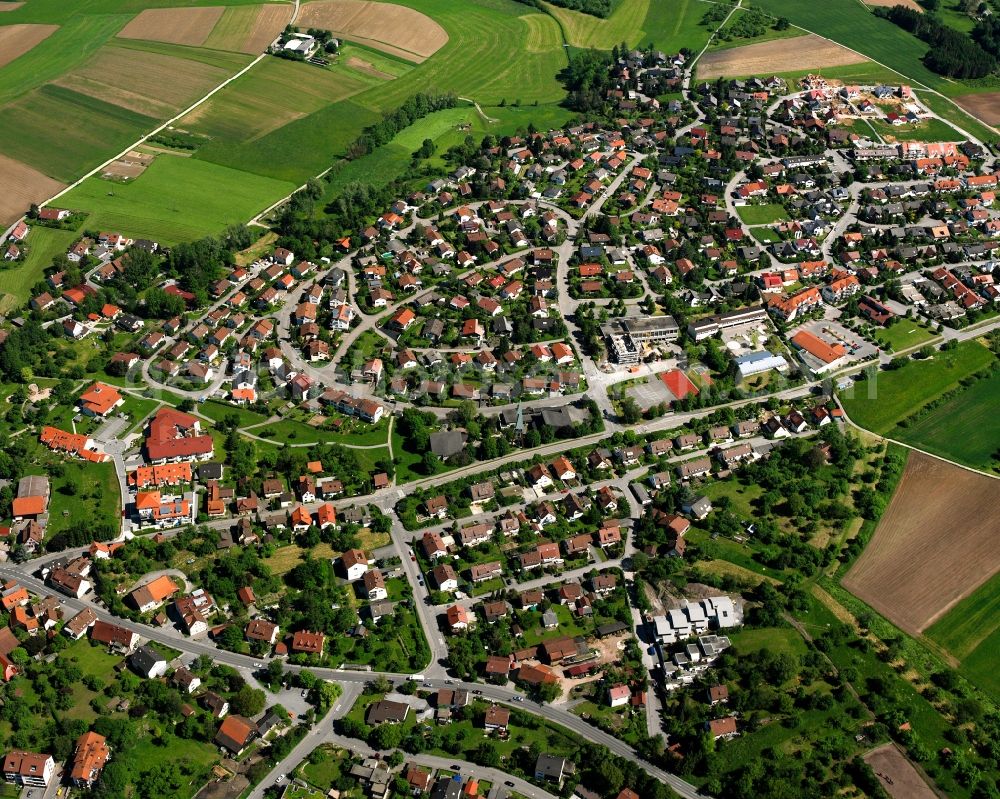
733, 350, 789, 382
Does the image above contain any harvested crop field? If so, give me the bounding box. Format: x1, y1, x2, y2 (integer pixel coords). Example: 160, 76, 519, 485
863, 745, 936, 799
203, 3, 294, 54
954, 92, 1000, 126
843, 452, 1000, 635
56, 44, 236, 118
696, 34, 868, 79
296, 0, 448, 62
117, 6, 225, 46
0, 153, 65, 226
0, 24, 58, 69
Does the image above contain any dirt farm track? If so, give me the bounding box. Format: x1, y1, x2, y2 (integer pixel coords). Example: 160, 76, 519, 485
696, 34, 867, 79
843, 452, 1000, 636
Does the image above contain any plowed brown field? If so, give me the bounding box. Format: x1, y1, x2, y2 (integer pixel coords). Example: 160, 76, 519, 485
296, 0, 447, 62
0, 24, 58, 69
0, 153, 65, 226
697, 34, 867, 79
954, 92, 1000, 126
843, 452, 1000, 635
118, 6, 224, 46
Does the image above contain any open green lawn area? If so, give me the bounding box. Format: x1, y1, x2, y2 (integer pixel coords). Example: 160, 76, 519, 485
729, 626, 807, 658
838, 340, 995, 434
47, 457, 120, 538
751, 227, 782, 244
320, 101, 572, 212
699, 478, 763, 519
746, 0, 950, 91
736, 203, 789, 225
300, 745, 356, 792
196, 398, 270, 428
955, 623, 1000, 701
119, 394, 164, 433
249, 414, 390, 448
872, 321, 934, 352
920, 91, 999, 147
869, 116, 964, 143
58, 155, 296, 243
0, 226, 76, 313
893, 369, 1000, 471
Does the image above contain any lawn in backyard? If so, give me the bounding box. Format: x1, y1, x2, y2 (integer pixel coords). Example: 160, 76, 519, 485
838, 340, 995, 434
736, 203, 789, 225
57, 155, 295, 243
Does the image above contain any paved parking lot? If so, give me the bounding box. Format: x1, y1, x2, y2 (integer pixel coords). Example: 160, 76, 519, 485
626, 375, 675, 410
790, 319, 878, 370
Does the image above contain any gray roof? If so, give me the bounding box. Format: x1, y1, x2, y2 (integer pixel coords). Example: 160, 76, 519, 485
130, 644, 165, 675
430, 430, 467, 458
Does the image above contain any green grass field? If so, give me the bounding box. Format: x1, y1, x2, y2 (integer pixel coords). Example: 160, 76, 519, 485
0, 84, 157, 181
839, 340, 995, 434
181, 57, 380, 147
729, 626, 808, 658
925, 569, 1000, 661
544, 0, 649, 49
873, 321, 934, 352
868, 116, 964, 143
58, 155, 295, 243
0, 226, 77, 313
920, 91, 998, 146
193, 0, 569, 183
925, 569, 1000, 699
894, 370, 1000, 470
544, 0, 709, 52
709, 9, 808, 51
0, 14, 129, 106
736, 203, 789, 224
